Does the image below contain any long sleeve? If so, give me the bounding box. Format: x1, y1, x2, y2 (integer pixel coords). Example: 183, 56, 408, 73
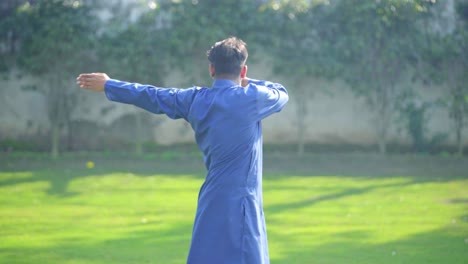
104, 79, 197, 120
248, 79, 289, 120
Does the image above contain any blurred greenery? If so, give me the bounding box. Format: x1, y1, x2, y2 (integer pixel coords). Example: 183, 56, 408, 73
0, 0, 467, 156
395, 90, 449, 153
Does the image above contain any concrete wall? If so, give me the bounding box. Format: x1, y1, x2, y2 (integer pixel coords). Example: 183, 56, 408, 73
0, 62, 466, 149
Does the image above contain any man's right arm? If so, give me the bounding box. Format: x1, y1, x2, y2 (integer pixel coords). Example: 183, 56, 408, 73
77, 73, 195, 120
104, 79, 195, 120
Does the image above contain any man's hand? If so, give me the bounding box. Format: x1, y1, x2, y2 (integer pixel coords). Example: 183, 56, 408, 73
76, 73, 110, 92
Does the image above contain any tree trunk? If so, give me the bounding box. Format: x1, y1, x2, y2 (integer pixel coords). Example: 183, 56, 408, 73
47, 75, 63, 159
376, 106, 388, 155
51, 122, 60, 159
295, 82, 307, 157
375, 89, 389, 155
63, 79, 74, 152
377, 135, 387, 155
135, 113, 143, 155
297, 112, 305, 156
455, 115, 464, 155
456, 129, 463, 155
448, 66, 465, 156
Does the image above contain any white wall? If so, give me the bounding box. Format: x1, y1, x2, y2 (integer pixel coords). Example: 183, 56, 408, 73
1, 61, 466, 148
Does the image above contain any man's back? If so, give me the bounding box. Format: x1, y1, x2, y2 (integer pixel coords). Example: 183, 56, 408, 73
186, 78, 287, 264
76, 36, 289, 264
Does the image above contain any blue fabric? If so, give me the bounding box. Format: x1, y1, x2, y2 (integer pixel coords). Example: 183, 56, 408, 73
104, 78, 288, 264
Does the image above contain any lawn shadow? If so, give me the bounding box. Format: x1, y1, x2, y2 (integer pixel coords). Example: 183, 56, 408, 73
0, 221, 194, 264
0, 152, 467, 197
0, 156, 206, 197
265, 180, 413, 215
2, 216, 465, 263
264, 153, 468, 182
268, 219, 468, 264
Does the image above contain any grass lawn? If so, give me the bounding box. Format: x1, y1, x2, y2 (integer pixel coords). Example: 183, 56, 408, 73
0, 152, 467, 263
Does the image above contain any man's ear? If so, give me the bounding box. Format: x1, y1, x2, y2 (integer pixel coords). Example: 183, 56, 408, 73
209, 64, 215, 77
240, 65, 248, 78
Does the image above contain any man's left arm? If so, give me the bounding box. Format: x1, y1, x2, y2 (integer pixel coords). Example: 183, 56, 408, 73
246, 78, 289, 120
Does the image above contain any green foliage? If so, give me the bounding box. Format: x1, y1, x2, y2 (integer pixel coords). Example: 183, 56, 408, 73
15, 0, 97, 75
259, 1, 339, 79
327, 0, 440, 154
0, 138, 44, 152
420, 1, 468, 154
402, 102, 429, 152
4, 0, 99, 158
99, 3, 166, 84
334, 0, 433, 93
396, 92, 447, 153
155, 0, 264, 84
257, 1, 340, 155
0, 1, 30, 72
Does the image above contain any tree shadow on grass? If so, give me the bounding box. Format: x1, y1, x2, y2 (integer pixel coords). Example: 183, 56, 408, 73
1, 218, 465, 264
0, 222, 194, 264
0, 169, 82, 197
0, 153, 466, 197
268, 220, 468, 264
265, 180, 413, 215
264, 153, 468, 180
0, 157, 206, 197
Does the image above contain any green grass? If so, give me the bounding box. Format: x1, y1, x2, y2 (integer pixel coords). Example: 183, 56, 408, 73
0, 153, 467, 263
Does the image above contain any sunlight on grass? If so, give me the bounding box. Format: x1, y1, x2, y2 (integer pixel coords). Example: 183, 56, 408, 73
0, 168, 467, 264
264, 176, 468, 263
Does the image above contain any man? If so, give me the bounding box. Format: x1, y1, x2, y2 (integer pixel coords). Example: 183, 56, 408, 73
77, 37, 288, 264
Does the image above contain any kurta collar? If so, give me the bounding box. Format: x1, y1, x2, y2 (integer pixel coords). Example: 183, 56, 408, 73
212, 79, 239, 89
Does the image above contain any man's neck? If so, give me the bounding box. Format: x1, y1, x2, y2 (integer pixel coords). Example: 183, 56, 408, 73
214, 75, 241, 86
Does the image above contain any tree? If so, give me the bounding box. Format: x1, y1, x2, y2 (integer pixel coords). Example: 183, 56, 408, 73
0, 1, 32, 128
98, 1, 169, 154
97, 0, 266, 154
438, 33, 467, 155
13, 0, 97, 158
258, 1, 339, 156
159, 0, 265, 85
424, 0, 468, 154
333, 0, 435, 154
0, 0, 31, 72
445, 1, 468, 155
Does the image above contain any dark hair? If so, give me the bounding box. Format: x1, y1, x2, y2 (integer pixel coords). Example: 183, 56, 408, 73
207, 37, 248, 77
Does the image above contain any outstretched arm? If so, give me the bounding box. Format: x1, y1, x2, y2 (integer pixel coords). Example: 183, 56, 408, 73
76, 72, 195, 120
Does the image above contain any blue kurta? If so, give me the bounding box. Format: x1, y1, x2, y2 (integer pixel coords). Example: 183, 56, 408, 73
104, 78, 288, 264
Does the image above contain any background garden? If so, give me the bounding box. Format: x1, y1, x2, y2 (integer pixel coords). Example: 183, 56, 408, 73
0, 1, 467, 263
0, 0, 467, 156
